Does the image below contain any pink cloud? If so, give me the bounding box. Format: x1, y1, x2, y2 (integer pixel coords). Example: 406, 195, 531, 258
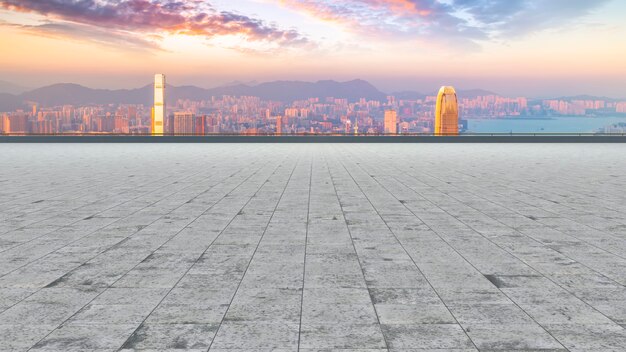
0, 0, 311, 49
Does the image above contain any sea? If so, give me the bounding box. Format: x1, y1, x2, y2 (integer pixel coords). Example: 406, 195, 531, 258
466, 116, 626, 134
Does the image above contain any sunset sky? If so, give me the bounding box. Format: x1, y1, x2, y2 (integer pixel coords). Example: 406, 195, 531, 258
1, 0, 625, 97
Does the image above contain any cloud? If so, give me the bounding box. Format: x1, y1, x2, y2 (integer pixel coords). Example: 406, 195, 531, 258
0, 0, 311, 50
452, 0, 612, 37
0, 0, 613, 54
1, 21, 163, 52
276, 0, 612, 50
276, 0, 485, 50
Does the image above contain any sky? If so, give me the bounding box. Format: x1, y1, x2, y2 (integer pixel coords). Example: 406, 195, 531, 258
0, 0, 625, 97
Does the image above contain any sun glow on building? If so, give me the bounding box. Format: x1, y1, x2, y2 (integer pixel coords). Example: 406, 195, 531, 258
435, 86, 459, 136
152, 74, 166, 135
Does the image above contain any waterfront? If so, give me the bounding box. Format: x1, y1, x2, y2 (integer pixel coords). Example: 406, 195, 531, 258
467, 116, 626, 134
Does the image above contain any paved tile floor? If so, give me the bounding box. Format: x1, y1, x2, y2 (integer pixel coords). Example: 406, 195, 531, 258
0, 143, 625, 352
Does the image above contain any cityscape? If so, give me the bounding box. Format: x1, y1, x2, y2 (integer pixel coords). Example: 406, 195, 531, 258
1, 76, 625, 136
1, 1, 626, 351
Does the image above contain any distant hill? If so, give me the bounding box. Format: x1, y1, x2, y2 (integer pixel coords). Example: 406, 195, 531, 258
0, 79, 387, 110
457, 89, 500, 99
0, 93, 23, 111
0, 80, 30, 95
3, 80, 620, 112
19, 83, 152, 107
391, 91, 427, 100
554, 95, 621, 102
206, 79, 386, 102
391, 88, 499, 100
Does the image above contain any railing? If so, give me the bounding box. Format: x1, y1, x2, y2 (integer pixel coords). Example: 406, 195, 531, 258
1, 132, 625, 137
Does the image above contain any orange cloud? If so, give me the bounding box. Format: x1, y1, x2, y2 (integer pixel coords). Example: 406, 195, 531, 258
0, 0, 311, 49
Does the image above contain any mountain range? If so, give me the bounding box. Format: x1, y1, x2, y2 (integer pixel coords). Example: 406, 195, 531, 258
0, 79, 387, 111
391, 89, 499, 100
0, 79, 619, 112
0, 80, 30, 95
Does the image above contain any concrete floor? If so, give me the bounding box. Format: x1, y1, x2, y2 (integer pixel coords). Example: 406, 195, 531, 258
0, 144, 625, 351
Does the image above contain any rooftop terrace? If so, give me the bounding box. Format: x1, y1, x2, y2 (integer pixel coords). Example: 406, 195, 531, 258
1, 143, 625, 351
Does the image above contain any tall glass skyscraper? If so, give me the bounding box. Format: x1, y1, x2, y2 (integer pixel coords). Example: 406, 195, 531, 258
435, 86, 459, 136
152, 74, 166, 135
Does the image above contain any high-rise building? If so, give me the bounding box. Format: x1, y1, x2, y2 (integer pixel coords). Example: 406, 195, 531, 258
8, 113, 28, 134
276, 116, 282, 135
152, 74, 166, 135
173, 112, 195, 135
165, 113, 175, 134
384, 110, 397, 134
114, 115, 129, 134
195, 115, 206, 135
435, 86, 459, 136
99, 114, 115, 132
0, 113, 8, 133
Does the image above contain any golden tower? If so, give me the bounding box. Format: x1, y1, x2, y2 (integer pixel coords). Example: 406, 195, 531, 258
435, 86, 459, 136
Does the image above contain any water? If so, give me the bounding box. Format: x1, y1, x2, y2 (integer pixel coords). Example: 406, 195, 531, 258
467, 116, 626, 134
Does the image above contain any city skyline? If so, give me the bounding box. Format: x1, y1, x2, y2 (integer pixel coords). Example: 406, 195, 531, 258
0, 1, 625, 97
3, 72, 626, 136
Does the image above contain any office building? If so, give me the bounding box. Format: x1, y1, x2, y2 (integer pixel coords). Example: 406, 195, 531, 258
1, 113, 8, 133
276, 116, 282, 135
8, 113, 28, 134
153, 74, 166, 135
384, 110, 397, 134
195, 115, 206, 135
173, 112, 195, 135
435, 86, 459, 136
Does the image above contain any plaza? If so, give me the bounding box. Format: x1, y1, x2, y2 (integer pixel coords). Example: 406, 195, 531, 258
0, 143, 625, 351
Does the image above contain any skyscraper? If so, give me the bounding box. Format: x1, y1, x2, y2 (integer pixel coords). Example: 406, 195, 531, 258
195, 115, 206, 135
8, 113, 28, 134
276, 116, 282, 135
435, 86, 459, 136
384, 110, 397, 134
0, 113, 8, 133
152, 74, 166, 135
